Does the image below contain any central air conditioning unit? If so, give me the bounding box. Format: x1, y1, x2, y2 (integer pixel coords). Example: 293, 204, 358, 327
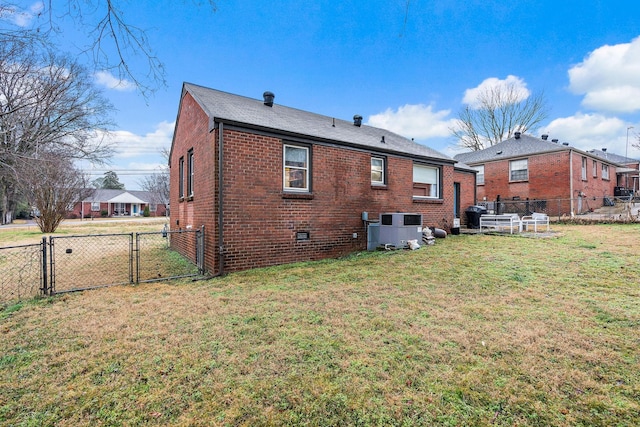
377, 213, 423, 248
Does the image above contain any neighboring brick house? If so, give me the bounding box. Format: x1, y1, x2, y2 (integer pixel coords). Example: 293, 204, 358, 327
454, 132, 625, 216
70, 189, 167, 218
169, 83, 476, 275
587, 149, 640, 195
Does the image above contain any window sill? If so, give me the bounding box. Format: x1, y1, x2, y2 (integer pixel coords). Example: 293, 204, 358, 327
413, 197, 443, 204
371, 184, 387, 190
282, 192, 314, 200
178, 197, 184, 203
186, 195, 194, 202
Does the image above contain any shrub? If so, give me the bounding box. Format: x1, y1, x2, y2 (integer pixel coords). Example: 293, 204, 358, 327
143, 206, 150, 217
101, 210, 108, 218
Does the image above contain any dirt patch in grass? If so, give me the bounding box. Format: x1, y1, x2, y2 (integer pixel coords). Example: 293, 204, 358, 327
1, 224, 639, 426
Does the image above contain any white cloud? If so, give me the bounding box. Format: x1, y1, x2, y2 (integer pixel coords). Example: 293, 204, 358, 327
96, 121, 174, 159
462, 75, 530, 109
1, 2, 44, 27
568, 36, 640, 113
544, 113, 637, 154
94, 71, 136, 92
366, 104, 456, 140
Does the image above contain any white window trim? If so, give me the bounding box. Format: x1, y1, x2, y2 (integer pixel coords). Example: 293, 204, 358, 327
509, 159, 528, 182
412, 164, 440, 199
187, 149, 194, 197
91, 202, 100, 211
283, 144, 310, 192
371, 156, 385, 185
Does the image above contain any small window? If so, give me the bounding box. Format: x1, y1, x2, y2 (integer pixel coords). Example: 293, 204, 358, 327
149, 203, 157, 212
509, 159, 528, 181
602, 164, 609, 180
581, 157, 587, 180
91, 202, 100, 211
473, 165, 485, 185
592, 160, 597, 178
283, 144, 310, 191
178, 156, 185, 199
413, 164, 440, 198
187, 149, 194, 197
371, 156, 385, 185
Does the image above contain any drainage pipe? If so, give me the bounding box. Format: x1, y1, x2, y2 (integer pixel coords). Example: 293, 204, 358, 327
217, 122, 225, 276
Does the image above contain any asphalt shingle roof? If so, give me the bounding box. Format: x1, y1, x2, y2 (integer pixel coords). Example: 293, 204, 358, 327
183, 83, 454, 163
453, 134, 568, 164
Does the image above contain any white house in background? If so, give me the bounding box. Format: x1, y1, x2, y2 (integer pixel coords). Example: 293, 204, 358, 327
70, 189, 167, 218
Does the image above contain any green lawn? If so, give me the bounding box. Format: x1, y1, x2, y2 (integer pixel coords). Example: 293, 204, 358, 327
1, 224, 639, 426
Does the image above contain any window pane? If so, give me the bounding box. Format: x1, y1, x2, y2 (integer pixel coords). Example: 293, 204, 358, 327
413, 165, 437, 184
510, 159, 528, 181
371, 157, 384, 183
285, 168, 307, 188
284, 145, 309, 191
285, 146, 307, 167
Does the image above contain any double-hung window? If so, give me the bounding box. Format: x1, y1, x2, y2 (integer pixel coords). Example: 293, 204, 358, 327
413, 164, 440, 198
602, 164, 609, 180
91, 202, 100, 211
179, 156, 185, 199
509, 159, 528, 181
187, 149, 194, 198
592, 160, 598, 178
473, 165, 485, 185
371, 156, 385, 185
283, 144, 309, 191
581, 157, 587, 180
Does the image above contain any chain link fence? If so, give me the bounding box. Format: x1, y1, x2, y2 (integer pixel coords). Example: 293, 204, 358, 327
1, 227, 205, 306
478, 196, 640, 221
0, 242, 45, 303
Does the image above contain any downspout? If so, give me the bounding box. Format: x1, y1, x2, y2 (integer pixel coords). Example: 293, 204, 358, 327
217, 122, 225, 276
569, 150, 574, 216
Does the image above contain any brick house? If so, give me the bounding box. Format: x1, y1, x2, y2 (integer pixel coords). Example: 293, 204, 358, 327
70, 189, 167, 219
169, 83, 476, 275
454, 132, 627, 216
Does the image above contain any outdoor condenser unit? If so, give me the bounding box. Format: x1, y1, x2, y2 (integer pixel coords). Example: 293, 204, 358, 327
377, 213, 423, 248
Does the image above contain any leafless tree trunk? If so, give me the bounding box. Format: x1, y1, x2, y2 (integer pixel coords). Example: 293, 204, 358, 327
451, 83, 550, 151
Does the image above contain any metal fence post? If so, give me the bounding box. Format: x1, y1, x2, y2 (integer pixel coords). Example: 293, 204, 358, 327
41, 236, 48, 296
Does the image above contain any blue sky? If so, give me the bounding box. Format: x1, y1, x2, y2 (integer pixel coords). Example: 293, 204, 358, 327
5, 1, 640, 189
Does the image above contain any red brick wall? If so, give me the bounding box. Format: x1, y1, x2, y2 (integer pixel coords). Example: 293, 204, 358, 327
169, 92, 216, 267
171, 94, 463, 275
475, 150, 616, 215
454, 169, 477, 227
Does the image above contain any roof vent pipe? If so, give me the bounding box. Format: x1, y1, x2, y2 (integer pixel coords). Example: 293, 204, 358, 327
541, 134, 548, 140
552, 139, 559, 143
263, 91, 275, 107
353, 115, 363, 127
514, 131, 521, 139
562, 142, 569, 146
602, 148, 607, 152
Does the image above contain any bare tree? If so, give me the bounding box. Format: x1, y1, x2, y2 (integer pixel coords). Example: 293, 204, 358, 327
15, 153, 92, 233
139, 147, 169, 211
139, 171, 169, 207
451, 83, 550, 151
0, 39, 114, 223
1, 1, 218, 97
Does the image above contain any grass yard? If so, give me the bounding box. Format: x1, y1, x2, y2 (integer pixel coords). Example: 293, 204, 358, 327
1, 224, 639, 426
